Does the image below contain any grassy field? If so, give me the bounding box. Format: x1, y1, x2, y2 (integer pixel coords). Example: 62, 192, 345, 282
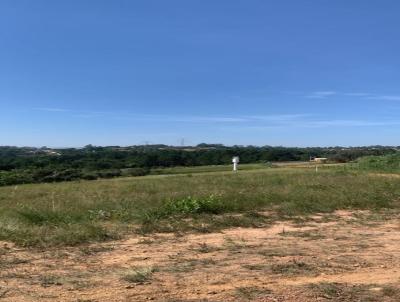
149, 163, 273, 175
2, 162, 400, 301
149, 162, 314, 175
0, 163, 399, 247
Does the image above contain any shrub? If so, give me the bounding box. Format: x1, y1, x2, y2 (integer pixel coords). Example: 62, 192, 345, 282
122, 168, 150, 177
357, 153, 400, 172
97, 169, 122, 178
81, 172, 98, 180
144, 195, 225, 221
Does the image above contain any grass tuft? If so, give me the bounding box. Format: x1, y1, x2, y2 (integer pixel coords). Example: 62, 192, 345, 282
121, 267, 157, 284
143, 195, 226, 221
270, 260, 316, 276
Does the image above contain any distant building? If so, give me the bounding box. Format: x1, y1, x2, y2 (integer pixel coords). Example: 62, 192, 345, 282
310, 157, 328, 163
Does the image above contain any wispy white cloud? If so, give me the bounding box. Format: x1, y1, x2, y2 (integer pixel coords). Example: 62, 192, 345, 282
98, 114, 250, 123
248, 114, 310, 121
343, 92, 372, 97
367, 95, 400, 101
70, 111, 108, 118
163, 116, 249, 123
305, 91, 337, 99
126, 114, 312, 124
67, 111, 308, 124
221, 118, 400, 131
33, 107, 70, 112
305, 91, 400, 101
31, 107, 398, 130
304, 119, 400, 127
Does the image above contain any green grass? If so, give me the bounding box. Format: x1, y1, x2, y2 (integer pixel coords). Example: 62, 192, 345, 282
0, 166, 399, 247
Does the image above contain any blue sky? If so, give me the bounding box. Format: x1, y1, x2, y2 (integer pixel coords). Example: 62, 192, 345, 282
1, 1, 400, 147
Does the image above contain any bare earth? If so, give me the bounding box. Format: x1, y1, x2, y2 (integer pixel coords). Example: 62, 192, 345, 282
1, 210, 400, 301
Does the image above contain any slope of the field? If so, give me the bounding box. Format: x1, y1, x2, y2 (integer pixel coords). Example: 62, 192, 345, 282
1, 164, 400, 301
0, 163, 397, 247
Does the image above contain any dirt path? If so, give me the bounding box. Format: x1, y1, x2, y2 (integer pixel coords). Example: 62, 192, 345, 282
1, 210, 400, 301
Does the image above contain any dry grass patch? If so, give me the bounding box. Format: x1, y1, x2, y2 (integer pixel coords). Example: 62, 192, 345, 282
270, 260, 317, 276
121, 266, 157, 284
235, 286, 272, 300
308, 282, 400, 301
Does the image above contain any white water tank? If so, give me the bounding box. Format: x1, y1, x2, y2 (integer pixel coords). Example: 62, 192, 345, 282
232, 156, 239, 171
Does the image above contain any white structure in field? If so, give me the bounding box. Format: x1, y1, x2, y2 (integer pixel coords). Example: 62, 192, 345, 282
232, 156, 240, 171
310, 157, 328, 163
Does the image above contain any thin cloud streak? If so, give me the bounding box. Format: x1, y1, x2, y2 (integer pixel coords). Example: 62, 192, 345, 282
222, 119, 400, 131
367, 95, 400, 101
343, 92, 372, 97
304, 119, 400, 127
305, 91, 337, 98
33, 107, 70, 112
35, 109, 309, 124
248, 114, 311, 121
305, 91, 400, 101
30, 108, 398, 129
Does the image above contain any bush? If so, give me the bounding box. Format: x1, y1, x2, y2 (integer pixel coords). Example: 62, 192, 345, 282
41, 169, 82, 182
144, 195, 225, 221
97, 169, 122, 178
0, 171, 33, 186
357, 153, 400, 173
81, 172, 98, 180
122, 168, 150, 177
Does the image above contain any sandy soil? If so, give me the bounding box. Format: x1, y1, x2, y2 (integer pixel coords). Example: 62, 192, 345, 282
1, 210, 400, 301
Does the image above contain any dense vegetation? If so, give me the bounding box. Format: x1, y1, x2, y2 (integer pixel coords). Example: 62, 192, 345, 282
0, 144, 398, 186
357, 153, 400, 173
0, 167, 399, 247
